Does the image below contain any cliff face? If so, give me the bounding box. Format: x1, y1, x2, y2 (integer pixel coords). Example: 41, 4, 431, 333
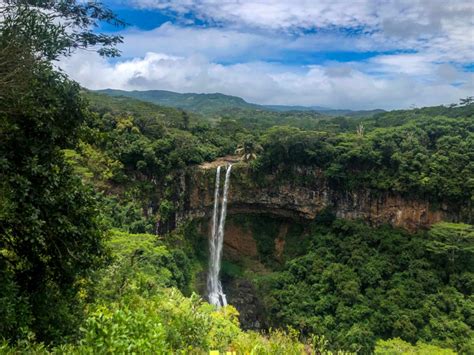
172, 163, 464, 232
171, 163, 467, 329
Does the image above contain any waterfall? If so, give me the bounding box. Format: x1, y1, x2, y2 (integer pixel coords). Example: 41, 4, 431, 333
207, 164, 232, 307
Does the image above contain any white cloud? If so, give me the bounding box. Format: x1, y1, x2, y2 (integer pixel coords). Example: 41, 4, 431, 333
116, 23, 415, 61
57, 1, 473, 109
118, 23, 286, 61
131, 0, 377, 30
60, 50, 473, 110
129, 0, 474, 64
369, 54, 437, 76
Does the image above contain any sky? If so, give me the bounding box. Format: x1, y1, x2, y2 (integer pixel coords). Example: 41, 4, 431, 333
60, 0, 474, 110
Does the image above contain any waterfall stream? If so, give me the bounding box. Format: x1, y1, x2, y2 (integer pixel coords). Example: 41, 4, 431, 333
207, 164, 232, 307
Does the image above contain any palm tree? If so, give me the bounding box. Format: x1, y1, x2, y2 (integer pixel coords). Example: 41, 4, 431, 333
235, 141, 263, 162
459, 96, 473, 106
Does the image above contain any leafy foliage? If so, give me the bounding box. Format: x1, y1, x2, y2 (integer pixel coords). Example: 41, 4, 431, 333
235, 140, 264, 161
0, 0, 125, 60
0, 43, 107, 345
374, 338, 456, 354
427, 222, 474, 265
0, 0, 123, 343
0, 229, 318, 354
259, 220, 474, 353
92, 230, 194, 300
255, 112, 474, 204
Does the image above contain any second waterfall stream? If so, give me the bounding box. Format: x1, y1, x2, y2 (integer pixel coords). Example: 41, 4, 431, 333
207, 164, 232, 307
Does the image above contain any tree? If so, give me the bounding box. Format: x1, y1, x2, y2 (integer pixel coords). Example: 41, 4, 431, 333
427, 222, 474, 265
181, 110, 190, 130
0, 0, 125, 60
235, 141, 263, 162
459, 96, 473, 106
0, 1, 125, 109
0, 0, 125, 343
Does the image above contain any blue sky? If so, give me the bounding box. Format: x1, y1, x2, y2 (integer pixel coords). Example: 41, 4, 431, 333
60, 0, 474, 109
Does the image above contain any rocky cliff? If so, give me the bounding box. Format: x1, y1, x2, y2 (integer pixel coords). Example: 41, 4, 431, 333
167, 161, 467, 233
168, 161, 469, 330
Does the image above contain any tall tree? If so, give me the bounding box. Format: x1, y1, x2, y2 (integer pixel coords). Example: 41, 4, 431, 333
181, 110, 190, 130
235, 140, 263, 162
427, 222, 474, 266
0, 0, 125, 343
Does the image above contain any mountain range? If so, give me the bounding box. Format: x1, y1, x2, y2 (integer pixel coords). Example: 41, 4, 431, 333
96, 89, 384, 117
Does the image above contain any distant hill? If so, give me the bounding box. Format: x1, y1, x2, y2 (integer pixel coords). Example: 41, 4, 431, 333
96, 89, 260, 115
263, 104, 329, 112
264, 104, 385, 117
96, 89, 384, 117
82, 90, 209, 129
318, 108, 386, 117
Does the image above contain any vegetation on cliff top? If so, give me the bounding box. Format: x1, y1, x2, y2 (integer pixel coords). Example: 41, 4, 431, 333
256, 113, 473, 204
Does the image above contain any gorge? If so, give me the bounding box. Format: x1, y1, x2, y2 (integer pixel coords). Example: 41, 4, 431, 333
161, 159, 472, 334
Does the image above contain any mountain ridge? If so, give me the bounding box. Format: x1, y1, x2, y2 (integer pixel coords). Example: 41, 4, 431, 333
96, 88, 385, 117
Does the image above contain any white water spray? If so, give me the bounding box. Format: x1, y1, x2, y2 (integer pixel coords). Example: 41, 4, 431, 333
207, 164, 232, 307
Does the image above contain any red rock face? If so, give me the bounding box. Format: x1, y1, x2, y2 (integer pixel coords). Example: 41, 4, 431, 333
223, 222, 258, 259
176, 164, 466, 233
334, 193, 446, 232
274, 224, 288, 261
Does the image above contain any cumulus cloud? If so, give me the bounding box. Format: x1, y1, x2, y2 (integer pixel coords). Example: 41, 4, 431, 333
60, 50, 473, 110
118, 23, 286, 62
129, 0, 474, 63
58, 0, 473, 109
131, 0, 377, 30
369, 54, 437, 76
116, 23, 416, 61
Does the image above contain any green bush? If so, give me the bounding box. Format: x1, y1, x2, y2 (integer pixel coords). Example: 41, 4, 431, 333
91, 230, 193, 302
374, 338, 456, 354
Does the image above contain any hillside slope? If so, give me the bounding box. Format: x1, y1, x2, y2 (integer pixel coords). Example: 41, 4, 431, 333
96, 88, 261, 115
96, 89, 384, 117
